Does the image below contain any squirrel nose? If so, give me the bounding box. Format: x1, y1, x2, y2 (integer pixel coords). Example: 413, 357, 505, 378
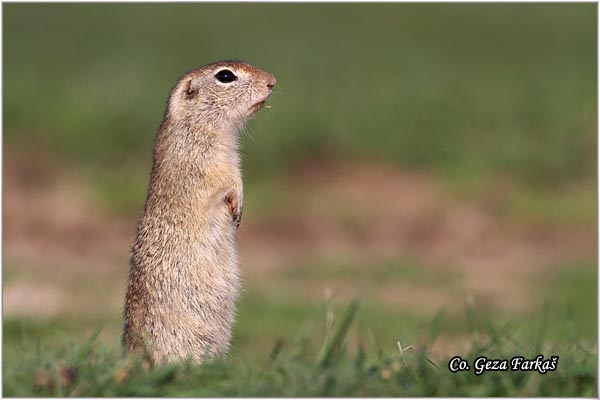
266, 75, 276, 90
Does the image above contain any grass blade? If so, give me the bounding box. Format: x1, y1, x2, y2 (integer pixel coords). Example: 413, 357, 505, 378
318, 299, 359, 368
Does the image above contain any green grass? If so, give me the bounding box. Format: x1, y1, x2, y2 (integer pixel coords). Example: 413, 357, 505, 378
4, 3, 596, 216
542, 262, 598, 340
4, 256, 596, 395
3, 302, 597, 396
4, 258, 596, 362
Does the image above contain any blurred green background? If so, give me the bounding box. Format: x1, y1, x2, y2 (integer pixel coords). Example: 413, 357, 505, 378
3, 1, 597, 374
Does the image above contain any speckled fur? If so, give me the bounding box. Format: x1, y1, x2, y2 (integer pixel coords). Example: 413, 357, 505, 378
123, 60, 276, 364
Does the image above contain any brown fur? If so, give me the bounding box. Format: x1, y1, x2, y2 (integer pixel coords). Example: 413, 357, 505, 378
123, 60, 276, 364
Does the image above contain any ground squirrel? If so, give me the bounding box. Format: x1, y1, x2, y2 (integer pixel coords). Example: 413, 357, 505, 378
123, 60, 276, 364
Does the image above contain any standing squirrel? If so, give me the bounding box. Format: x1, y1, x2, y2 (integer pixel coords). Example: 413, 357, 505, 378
123, 60, 276, 363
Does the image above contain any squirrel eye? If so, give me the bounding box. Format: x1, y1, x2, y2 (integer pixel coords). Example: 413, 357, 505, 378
215, 69, 237, 83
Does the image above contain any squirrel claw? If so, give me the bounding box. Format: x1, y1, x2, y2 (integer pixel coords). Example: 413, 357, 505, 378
225, 193, 243, 229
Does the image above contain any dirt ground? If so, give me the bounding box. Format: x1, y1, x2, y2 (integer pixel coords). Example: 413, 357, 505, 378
3, 150, 596, 320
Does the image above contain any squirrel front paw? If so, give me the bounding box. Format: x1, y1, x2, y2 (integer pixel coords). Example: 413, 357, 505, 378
224, 191, 243, 229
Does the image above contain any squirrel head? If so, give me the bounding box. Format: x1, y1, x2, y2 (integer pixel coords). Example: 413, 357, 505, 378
167, 60, 276, 134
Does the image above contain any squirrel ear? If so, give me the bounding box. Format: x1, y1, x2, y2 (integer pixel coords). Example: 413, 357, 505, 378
184, 79, 196, 99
